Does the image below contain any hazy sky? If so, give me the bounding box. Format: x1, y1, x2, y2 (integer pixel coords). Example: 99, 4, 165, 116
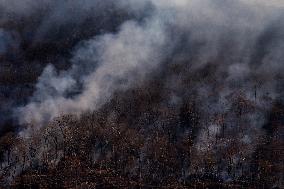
241, 0, 284, 7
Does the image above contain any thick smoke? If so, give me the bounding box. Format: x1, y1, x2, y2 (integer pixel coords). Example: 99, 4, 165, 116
0, 0, 140, 131
1, 0, 284, 159
13, 0, 284, 128
0, 0, 283, 185
17, 18, 167, 127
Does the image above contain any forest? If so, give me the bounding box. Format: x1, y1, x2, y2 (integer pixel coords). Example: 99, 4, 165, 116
0, 0, 283, 188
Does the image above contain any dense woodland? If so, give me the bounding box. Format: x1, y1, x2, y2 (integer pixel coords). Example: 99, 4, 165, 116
0, 1, 284, 188
0, 63, 283, 188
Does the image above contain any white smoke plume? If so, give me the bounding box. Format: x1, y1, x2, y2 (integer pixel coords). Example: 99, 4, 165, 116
1, 0, 283, 155
17, 18, 167, 129
13, 0, 283, 127
0, 0, 283, 185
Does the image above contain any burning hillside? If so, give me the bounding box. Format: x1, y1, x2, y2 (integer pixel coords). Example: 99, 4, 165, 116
0, 0, 283, 188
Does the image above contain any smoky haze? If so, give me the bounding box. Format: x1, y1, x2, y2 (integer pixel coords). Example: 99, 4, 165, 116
0, 0, 283, 159
0, 0, 283, 186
